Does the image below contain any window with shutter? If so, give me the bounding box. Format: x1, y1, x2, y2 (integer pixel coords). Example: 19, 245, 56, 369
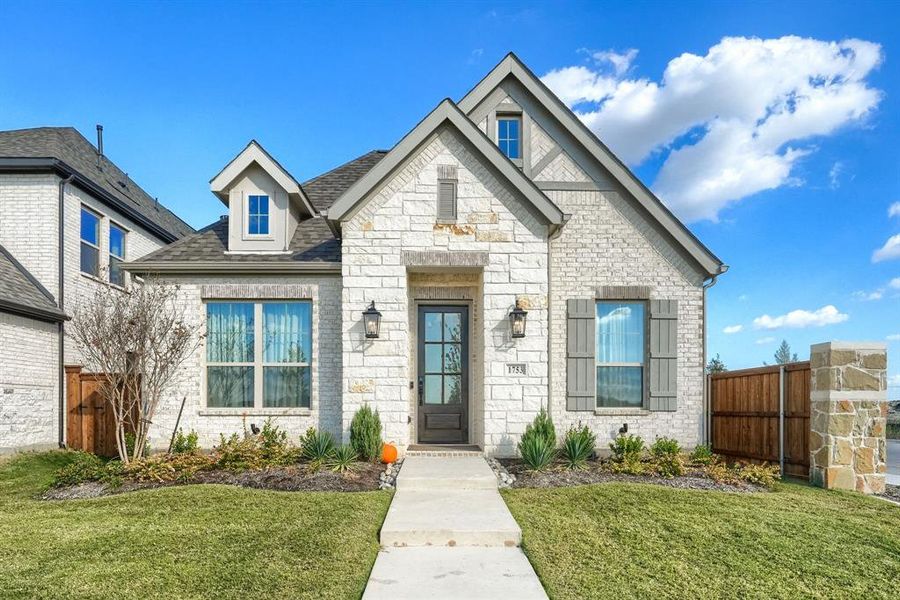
566, 299, 596, 411
648, 299, 678, 411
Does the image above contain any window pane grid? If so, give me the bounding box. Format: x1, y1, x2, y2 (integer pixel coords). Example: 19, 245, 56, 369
80, 208, 101, 277
596, 301, 645, 408
497, 117, 521, 159
248, 195, 270, 235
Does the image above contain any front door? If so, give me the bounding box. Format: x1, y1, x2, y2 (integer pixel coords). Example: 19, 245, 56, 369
417, 305, 469, 443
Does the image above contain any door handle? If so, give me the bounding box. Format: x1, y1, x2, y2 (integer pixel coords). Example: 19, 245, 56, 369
417, 377, 424, 406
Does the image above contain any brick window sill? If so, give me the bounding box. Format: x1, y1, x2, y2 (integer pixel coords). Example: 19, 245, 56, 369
198, 408, 312, 417
594, 408, 652, 416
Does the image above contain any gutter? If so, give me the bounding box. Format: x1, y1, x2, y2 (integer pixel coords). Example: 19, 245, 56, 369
123, 261, 343, 276
545, 214, 571, 419
0, 158, 184, 244
701, 264, 729, 445
58, 172, 75, 449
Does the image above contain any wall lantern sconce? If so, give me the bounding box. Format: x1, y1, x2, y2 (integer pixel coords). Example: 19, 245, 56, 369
363, 301, 382, 339
509, 301, 528, 339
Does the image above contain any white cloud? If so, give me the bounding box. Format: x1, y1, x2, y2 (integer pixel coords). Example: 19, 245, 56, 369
873, 235, 900, 262
752, 305, 849, 329
723, 324, 743, 334
756, 337, 776, 345
889, 202, 900, 218
829, 162, 844, 189
588, 48, 639, 77
889, 278, 900, 289
852, 289, 883, 301
543, 36, 883, 222
886, 334, 900, 341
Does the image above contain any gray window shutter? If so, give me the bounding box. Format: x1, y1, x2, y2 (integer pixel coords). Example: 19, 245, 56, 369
437, 165, 458, 222
566, 299, 595, 411
649, 299, 678, 411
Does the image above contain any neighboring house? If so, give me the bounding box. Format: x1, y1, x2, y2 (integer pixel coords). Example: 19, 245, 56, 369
0, 127, 193, 452
126, 53, 726, 457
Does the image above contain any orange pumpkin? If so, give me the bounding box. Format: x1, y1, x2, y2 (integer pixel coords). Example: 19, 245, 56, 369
381, 442, 398, 464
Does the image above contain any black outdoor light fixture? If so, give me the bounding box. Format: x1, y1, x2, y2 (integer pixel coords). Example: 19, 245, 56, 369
362, 301, 382, 339
509, 300, 528, 338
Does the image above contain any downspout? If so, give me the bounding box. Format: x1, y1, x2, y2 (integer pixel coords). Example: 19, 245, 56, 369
701, 265, 728, 445
58, 172, 75, 448
545, 216, 570, 419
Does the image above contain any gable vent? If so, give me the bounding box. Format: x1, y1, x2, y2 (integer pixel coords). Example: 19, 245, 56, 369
436, 164, 458, 222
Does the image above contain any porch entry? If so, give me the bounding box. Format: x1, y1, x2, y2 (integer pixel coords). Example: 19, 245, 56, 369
417, 305, 469, 443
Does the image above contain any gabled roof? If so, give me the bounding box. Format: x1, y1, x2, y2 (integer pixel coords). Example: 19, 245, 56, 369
210, 140, 316, 217
0, 244, 67, 322
459, 53, 725, 278
303, 150, 388, 213
327, 99, 564, 226
125, 216, 340, 274
0, 127, 193, 241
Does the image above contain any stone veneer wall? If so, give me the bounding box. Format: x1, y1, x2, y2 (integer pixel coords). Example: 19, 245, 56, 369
340, 128, 550, 456
809, 341, 887, 494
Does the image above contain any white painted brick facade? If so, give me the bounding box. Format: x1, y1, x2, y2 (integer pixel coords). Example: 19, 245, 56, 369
150, 275, 343, 449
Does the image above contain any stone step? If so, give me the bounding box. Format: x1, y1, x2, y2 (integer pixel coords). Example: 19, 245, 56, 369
363, 546, 547, 600
380, 489, 521, 547
395, 456, 497, 491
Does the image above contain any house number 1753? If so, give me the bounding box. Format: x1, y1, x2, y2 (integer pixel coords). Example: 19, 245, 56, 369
506, 363, 527, 375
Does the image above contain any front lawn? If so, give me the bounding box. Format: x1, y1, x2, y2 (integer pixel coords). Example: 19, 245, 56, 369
0, 452, 391, 599
503, 481, 900, 599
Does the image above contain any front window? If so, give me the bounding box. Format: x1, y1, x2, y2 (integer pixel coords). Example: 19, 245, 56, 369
247, 195, 270, 235
80, 207, 100, 276
596, 301, 645, 408
206, 301, 311, 409
497, 117, 521, 159
109, 223, 126, 286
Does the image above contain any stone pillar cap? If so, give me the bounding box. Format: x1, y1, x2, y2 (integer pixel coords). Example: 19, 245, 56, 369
810, 341, 886, 353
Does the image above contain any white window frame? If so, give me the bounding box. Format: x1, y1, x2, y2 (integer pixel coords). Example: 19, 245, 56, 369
108, 221, 127, 287
595, 300, 648, 408
204, 300, 312, 410
496, 114, 523, 165
80, 205, 102, 277
244, 193, 272, 239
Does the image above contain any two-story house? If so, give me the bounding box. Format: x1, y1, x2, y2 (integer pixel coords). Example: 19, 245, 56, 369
0, 126, 192, 452
126, 54, 726, 456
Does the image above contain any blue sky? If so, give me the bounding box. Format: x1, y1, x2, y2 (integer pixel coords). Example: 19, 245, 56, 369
1, 1, 898, 393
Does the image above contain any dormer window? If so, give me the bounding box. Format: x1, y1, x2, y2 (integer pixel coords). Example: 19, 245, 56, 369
497, 116, 521, 160
247, 195, 270, 236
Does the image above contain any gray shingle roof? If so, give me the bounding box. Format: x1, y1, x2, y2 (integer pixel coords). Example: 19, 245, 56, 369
0, 244, 67, 322
131, 216, 340, 265
303, 150, 387, 212
0, 127, 193, 240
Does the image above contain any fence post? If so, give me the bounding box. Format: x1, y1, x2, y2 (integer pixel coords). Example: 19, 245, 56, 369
779, 365, 785, 477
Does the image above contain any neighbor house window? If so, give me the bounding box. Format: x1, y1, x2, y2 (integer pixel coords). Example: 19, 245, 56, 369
596, 301, 645, 408
247, 194, 270, 235
497, 116, 521, 160
206, 301, 311, 409
80, 207, 101, 277
109, 223, 126, 286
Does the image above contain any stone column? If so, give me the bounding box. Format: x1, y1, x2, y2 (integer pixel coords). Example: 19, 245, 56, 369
809, 342, 888, 494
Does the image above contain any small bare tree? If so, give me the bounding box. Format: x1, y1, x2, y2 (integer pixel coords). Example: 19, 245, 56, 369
70, 277, 201, 463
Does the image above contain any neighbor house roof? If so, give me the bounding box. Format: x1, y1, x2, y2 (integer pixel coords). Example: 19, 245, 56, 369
125, 217, 340, 274
0, 244, 67, 322
327, 99, 565, 225
0, 127, 193, 242
458, 53, 725, 278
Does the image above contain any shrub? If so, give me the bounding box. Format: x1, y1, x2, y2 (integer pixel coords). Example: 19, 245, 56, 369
736, 462, 780, 489
258, 419, 298, 465
214, 433, 265, 472
328, 445, 359, 473
301, 427, 336, 465
53, 451, 107, 486
519, 434, 556, 471
649, 437, 681, 458
125, 432, 150, 458
609, 434, 644, 462
652, 454, 684, 478
527, 408, 556, 449
350, 405, 382, 462
171, 429, 199, 455
689, 443, 716, 465
124, 452, 212, 483
562, 424, 596, 469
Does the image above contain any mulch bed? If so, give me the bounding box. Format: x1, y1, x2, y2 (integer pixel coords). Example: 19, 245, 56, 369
878, 484, 900, 503
42, 462, 385, 501
499, 459, 768, 493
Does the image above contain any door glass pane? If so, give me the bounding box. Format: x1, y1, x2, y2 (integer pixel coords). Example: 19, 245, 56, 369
424, 374, 442, 404
443, 343, 461, 373
263, 366, 310, 408
597, 366, 643, 408
444, 375, 462, 404
207, 366, 254, 408
424, 313, 442, 342
443, 312, 461, 342
425, 344, 442, 373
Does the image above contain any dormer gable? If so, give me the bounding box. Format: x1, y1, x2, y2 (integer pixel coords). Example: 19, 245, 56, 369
210, 140, 315, 253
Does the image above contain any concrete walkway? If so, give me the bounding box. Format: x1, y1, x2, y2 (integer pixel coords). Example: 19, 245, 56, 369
887, 439, 900, 486
363, 456, 547, 600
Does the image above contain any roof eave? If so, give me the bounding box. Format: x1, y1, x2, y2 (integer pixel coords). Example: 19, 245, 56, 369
123, 260, 342, 275
0, 298, 68, 323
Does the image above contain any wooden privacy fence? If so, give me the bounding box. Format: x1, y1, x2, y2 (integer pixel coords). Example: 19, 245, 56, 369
65, 365, 137, 457
709, 362, 811, 478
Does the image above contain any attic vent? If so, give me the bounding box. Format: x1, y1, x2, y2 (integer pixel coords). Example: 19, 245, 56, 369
437, 164, 458, 222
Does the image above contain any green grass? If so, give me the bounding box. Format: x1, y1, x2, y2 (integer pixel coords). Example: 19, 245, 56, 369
503, 481, 900, 599
0, 452, 392, 599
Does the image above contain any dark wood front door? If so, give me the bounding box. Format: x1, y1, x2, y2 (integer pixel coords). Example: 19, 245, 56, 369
417, 305, 469, 443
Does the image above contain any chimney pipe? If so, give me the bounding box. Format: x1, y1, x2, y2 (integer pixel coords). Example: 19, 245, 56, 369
96, 124, 104, 168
